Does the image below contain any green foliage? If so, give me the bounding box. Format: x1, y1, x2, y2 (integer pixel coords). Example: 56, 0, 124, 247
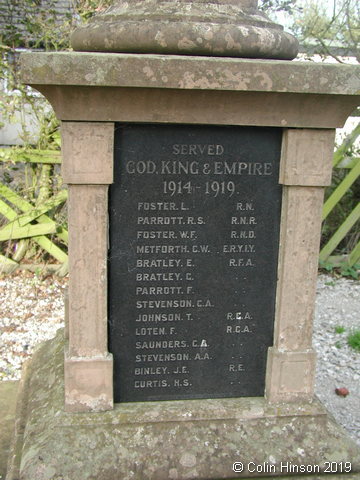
335, 325, 346, 334
339, 263, 360, 280
75, 0, 114, 22
294, 0, 359, 61
0, 0, 115, 138
0, 0, 77, 271
259, 0, 299, 15
319, 259, 334, 272
318, 260, 359, 280
347, 330, 360, 352
0, 0, 115, 271
2, 0, 73, 49
0, 0, 115, 50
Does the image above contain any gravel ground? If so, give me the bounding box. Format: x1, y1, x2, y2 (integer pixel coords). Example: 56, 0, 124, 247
0, 272, 66, 381
0, 272, 359, 446
313, 275, 360, 446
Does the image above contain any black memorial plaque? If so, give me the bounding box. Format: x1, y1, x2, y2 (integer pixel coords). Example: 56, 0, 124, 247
109, 124, 282, 402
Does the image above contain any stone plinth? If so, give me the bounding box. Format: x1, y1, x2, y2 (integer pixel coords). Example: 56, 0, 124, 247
6, 330, 360, 480
21, 53, 358, 128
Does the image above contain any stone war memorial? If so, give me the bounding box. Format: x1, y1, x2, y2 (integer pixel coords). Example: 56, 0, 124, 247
6, 0, 360, 479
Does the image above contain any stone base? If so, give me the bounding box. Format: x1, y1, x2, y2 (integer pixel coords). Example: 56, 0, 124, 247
64, 352, 113, 412
0, 381, 18, 479
7, 330, 360, 480
265, 347, 316, 403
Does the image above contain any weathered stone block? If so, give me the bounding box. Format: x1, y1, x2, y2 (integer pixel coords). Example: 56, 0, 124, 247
7, 332, 360, 480
265, 348, 316, 403
280, 129, 335, 186
64, 351, 113, 412
62, 122, 114, 184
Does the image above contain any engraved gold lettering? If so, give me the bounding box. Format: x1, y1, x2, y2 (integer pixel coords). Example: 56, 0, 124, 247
228, 258, 255, 267
226, 325, 252, 333
226, 312, 252, 320
137, 216, 204, 225
136, 259, 182, 268
179, 230, 196, 239
173, 379, 191, 387
135, 340, 188, 349
192, 339, 209, 347
135, 327, 176, 335
161, 160, 199, 174
134, 380, 168, 388
136, 245, 189, 254
134, 367, 168, 375
192, 244, 210, 253
136, 273, 182, 282
194, 352, 210, 360
136, 299, 193, 308
173, 366, 189, 374
231, 216, 257, 225
135, 313, 182, 322
136, 286, 183, 295
230, 230, 256, 239
126, 161, 157, 174
214, 161, 272, 175
172, 144, 224, 156
196, 299, 214, 307
137, 230, 177, 239
135, 353, 190, 362
236, 202, 254, 211
137, 202, 188, 211
228, 364, 245, 371
223, 244, 255, 253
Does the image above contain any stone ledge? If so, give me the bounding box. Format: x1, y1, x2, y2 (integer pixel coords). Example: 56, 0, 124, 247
7, 330, 360, 480
20, 52, 360, 96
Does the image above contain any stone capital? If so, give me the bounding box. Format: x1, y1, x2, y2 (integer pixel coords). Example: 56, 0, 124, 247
70, 0, 298, 59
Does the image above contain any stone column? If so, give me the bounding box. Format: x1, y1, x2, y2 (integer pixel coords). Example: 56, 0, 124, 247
265, 128, 335, 402
61, 122, 114, 412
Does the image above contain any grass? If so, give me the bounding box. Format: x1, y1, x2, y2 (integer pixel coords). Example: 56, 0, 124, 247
347, 330, 360, 352
335, 325, 346, 334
